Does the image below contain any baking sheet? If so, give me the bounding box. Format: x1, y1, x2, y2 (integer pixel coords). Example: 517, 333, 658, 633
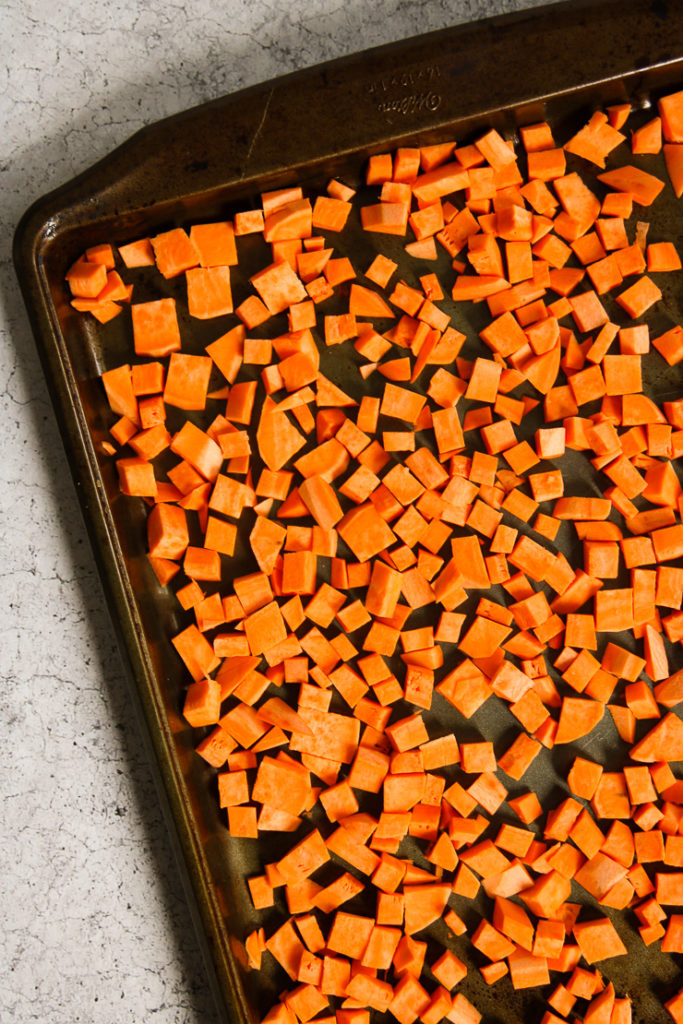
13, 1, 683, 1021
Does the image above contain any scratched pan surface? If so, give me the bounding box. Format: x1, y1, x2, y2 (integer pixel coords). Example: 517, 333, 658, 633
12, 0, 683, 1021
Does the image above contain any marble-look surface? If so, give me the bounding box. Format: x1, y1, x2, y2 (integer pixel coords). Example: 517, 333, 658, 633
2, 1, 552, 1020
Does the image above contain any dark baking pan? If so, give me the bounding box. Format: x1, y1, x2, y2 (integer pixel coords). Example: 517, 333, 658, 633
13, 0, 683, 1022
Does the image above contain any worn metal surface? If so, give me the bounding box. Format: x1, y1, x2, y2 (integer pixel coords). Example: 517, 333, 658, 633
13, 0, 683, 1021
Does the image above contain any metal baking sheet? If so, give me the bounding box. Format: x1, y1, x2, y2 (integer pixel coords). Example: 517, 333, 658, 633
13, 1, 683, 1021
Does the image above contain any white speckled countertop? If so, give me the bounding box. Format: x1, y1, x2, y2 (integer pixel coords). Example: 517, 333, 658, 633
2, 2, 552, 1021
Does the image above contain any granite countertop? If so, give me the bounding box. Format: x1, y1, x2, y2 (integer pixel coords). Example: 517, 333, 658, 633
2, 1, 550, 1021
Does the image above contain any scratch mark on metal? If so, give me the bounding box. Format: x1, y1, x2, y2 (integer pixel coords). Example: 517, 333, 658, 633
246, 88, 274, 163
